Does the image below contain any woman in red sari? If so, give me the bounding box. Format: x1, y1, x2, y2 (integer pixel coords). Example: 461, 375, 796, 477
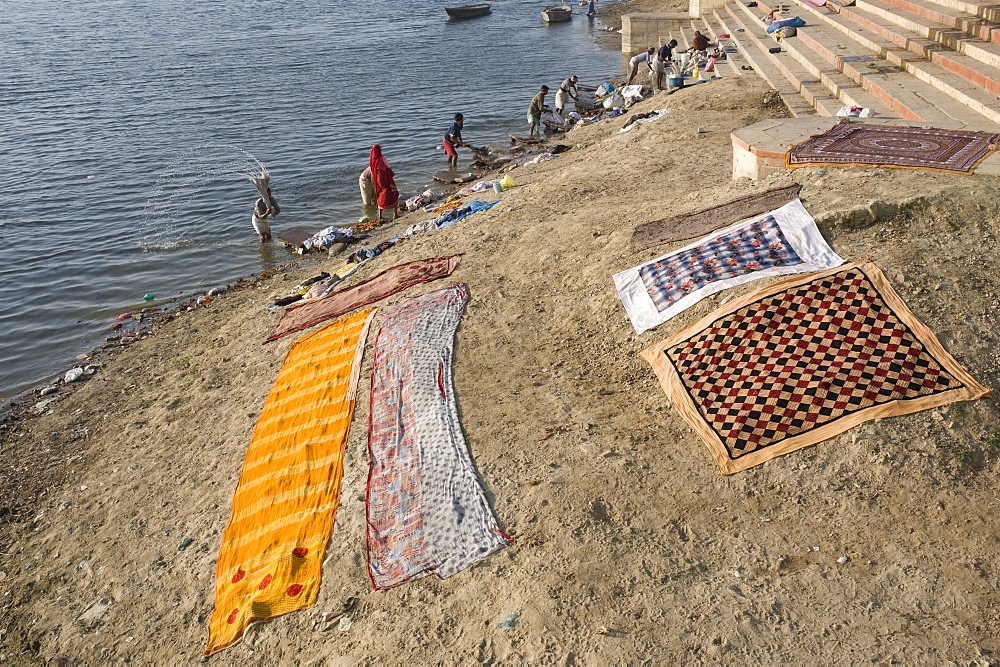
369, 144, 399, 220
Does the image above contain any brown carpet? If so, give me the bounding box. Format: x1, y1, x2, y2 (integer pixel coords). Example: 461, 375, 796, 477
265, 255, 461, 343
631, 183, 803, 251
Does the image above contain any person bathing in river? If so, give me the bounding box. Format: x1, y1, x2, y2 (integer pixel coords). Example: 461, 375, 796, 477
527, 85, 549, 139
369, 144, 399, 221
251, 186, 279, 243
359, 166, 375, 206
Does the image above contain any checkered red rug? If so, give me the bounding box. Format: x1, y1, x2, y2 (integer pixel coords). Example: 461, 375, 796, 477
641, 262, 990, 474
787, 123, 1000, 173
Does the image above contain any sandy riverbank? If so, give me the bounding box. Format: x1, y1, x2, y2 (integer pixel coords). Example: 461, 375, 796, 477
3, 18, 1000, 664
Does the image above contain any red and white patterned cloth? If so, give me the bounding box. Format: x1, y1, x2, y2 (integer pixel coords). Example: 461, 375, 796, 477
366, 283, 510, 589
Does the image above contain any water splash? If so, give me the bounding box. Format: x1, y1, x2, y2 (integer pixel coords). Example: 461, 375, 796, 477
139, 144, 269, 251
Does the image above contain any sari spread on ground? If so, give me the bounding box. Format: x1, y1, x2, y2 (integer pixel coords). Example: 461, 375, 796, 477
615, 199, 843, 334
265, 255, 462, 343
204, 309, 376, 656
786, 123, 1000, 173
641, 263, 990, 474
366, 283, 510, 589
370, 144, 399, 211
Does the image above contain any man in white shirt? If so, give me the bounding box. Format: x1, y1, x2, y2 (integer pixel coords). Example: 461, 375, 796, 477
625, 47, 655, 86
555, 75, 579, 116
556, 74, 580, 118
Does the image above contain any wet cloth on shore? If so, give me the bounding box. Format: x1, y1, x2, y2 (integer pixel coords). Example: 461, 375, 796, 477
614, 199, 842, 334
267, 261, 367, 311
786, 123, 1000, 173
302, 225, 354, 251
640, 262, 990, 474
346, 201, 497, 265
434, 200, 498, 229
366, 284, 510, 589
265, 255, 461, 343
205, 309, 376, 656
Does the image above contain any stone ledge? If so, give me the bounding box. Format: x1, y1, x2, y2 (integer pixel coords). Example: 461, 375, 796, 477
621, 13, 691, 53
731, 116, 1000, 179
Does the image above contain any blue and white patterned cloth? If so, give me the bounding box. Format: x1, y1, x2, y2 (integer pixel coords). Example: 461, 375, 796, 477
614, 199, 844, 334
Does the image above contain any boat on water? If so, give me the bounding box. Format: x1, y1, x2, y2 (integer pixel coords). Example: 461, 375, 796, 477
445, 2, 492, 19
541, 4, 573, 21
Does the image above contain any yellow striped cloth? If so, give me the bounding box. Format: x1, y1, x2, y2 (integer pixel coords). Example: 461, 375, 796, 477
204, 308, 376, 656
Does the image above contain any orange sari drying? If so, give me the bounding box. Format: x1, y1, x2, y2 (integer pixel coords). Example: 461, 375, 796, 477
204, 308, 375, 655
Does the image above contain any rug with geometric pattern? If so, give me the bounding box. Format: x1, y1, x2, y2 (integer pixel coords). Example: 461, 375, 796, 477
641, 262, 990, 474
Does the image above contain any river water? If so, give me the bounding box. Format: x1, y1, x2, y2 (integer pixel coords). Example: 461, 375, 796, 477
0, 0, 623, 397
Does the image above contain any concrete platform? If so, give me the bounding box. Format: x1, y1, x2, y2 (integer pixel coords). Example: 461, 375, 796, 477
622, 13, 690, 53
731, 116, 1000, 179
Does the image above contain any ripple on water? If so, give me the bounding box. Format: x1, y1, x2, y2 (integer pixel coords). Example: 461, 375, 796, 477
0, 0, 623, 396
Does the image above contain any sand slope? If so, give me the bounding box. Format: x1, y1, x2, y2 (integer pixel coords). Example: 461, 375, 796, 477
2, 73, 1000, 664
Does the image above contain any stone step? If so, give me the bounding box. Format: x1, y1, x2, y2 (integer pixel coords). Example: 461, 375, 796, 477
697, 14, 749, 76
751, 0, 1000, 127
919, 0, 1000, 24
677, 24, 696, 48
712, 7, 820, 115
826, 0, 1000, 95
854, 0, 1000, 64
722, 4, 845, 114
796, 23, 1000, 126
781, 0, 1000, 123
875, 0, 1000, 44
730, 1, 901, 114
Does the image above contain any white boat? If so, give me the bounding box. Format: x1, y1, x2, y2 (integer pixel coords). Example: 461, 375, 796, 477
541, 4, 572, 22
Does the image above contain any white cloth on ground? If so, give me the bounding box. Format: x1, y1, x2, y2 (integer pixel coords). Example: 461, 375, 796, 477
613, 199, 844, 334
